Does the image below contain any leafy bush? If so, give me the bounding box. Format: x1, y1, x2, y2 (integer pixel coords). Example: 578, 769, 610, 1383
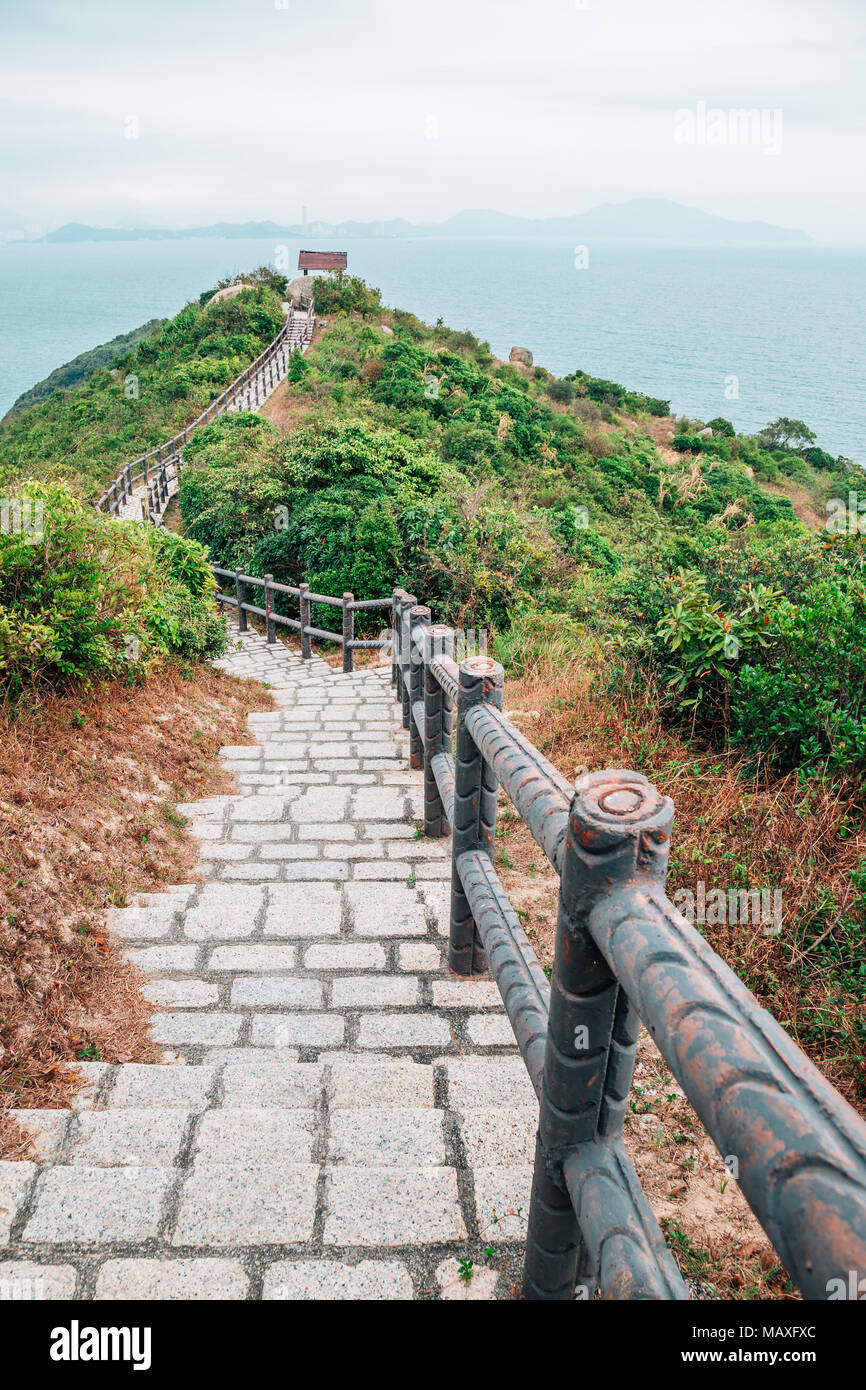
310, 271, 383, 317
567, 370, 669, 417
547, 379, 575, 405
287, 349, 309, 382
601, 530, 866, 776
0, 482, 226, 698
706, 416, 736, 437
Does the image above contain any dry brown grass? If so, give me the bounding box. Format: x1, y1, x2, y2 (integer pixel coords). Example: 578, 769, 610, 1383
0, 663, 273, 1146
491, 655, 864, 1298
500, 662, 865, 1108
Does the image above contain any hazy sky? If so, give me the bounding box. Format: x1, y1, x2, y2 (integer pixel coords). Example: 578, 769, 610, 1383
1, 0, 864, 240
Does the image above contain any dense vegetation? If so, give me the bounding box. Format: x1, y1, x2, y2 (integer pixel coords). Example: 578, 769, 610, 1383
5, 318, 165, 416
0, 271, 286, 498
178, 276, 864, 782
0, 482, 227, 700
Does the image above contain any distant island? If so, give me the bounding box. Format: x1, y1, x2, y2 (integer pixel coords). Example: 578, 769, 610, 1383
21, 198, 813, 247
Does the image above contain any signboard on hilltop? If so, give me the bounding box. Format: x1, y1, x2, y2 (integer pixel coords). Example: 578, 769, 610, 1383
298, 250, 347, 275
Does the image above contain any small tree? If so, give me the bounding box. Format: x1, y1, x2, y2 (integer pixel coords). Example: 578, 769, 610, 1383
758, 417, 816, 452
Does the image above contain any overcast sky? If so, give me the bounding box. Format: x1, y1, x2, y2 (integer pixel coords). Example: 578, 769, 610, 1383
1, 0, 864, 241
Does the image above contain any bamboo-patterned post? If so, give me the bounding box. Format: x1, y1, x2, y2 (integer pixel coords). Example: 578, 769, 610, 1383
424, 624, 454, 836
265, 573, 276, 644
449, 657, 503, 975
399, 593, 417, 730
342, 592, 354, 674
408, 606, 431, 771
391, 588, 405, 689
522, 772, 656, 1300
299, 582, 312, 659
235, 569, 248, 633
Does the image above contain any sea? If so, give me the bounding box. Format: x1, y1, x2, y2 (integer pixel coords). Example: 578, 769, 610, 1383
0, 236, 863, 463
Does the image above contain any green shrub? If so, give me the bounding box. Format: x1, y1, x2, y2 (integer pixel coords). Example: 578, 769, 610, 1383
310, 272, 383, 317
600, 530, 866, 777
706, 416, 736, 437
287, 349, 310, 382
547, 379, 575, 405
0, 482, 225, 698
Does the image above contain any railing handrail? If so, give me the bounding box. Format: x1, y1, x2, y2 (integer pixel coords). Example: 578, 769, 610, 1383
95, 298, 316, 518
387, 588, 866, 1303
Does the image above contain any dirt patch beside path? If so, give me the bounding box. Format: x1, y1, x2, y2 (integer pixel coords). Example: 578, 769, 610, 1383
0, 662, 273, 1151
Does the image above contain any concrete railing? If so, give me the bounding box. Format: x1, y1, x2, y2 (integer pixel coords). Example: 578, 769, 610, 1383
212, 566, 391, 672
391, 587, 866, 1302
95, 296, 315, 522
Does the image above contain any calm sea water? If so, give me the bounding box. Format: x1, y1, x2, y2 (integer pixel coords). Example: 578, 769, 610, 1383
1, 236, 864, 462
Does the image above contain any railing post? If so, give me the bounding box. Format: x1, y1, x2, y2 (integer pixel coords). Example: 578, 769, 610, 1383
408, 605, 431, 770
342, 592, 354, 673
265, 573, 276, 644
235, 569, 248, 633
399, 593, 417, 730
391, 588, 405, 688
299, 582, 311, 659
424, 624, 454, 837
449, 656, 504, 976
523, 771, 661, 1300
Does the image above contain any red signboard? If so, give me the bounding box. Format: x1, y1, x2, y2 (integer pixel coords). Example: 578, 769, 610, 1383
298, 250, 347, 271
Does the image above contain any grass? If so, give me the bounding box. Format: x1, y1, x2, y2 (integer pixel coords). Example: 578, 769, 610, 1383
497, 650, 865, 1111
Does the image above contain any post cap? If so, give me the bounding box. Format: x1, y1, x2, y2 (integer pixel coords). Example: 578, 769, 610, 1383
571, 770, 673, 854
462, 656, 498, 676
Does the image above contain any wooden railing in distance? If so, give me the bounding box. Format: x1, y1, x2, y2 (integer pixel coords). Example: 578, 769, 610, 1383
390, 586, 866, 1303
212, 565, 392, 673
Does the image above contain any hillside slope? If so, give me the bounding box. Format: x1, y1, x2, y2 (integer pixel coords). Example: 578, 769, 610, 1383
0, 270, 286, 498
5, 318, 165, 418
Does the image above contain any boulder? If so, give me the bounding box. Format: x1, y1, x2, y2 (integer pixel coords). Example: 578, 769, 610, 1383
206, 281, 253, 307
286, 273, 324, 306
509, 346, 533, 368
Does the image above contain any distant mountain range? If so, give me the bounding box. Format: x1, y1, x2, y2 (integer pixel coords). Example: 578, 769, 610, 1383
20, 199, 813, 247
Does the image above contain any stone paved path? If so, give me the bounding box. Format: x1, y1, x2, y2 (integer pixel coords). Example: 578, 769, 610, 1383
0, 631, 536, 1300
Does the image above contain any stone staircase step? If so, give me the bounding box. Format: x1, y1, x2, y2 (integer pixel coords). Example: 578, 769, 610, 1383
0, 630, 536, 1300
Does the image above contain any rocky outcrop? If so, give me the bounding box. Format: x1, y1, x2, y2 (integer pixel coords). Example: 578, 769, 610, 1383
509, 346, 533, 369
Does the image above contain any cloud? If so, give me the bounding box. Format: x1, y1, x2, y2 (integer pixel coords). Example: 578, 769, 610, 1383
0, 0, 863, 240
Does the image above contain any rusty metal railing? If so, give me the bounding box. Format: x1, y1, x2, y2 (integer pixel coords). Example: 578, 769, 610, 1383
94, 298, 316, 521
391, 587, 866, 1302
212, 566, 392, 672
